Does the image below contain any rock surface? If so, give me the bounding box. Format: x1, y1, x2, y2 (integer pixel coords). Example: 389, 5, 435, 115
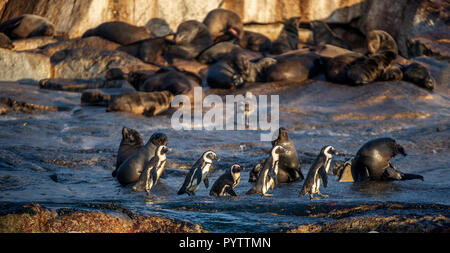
0, 203, 205, 233
0, 48, 50, 82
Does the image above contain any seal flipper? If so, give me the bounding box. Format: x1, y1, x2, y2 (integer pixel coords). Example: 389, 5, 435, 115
384, 163, 424, 181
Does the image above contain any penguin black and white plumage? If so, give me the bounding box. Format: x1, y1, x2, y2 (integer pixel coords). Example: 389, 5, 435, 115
210, 164, 243, 196
132, 145, 170, 193
247, 145, 286, 197
177, 150, 219, 196
299, 145, 337, 200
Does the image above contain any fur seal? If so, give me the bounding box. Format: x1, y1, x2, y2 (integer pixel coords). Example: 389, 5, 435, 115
324, 52, 364, 84
265, 52, 323, 82
239, 30, 272, 53
346, 50, 397, 85
118, 37, 172, 65
299, 145, 337, 200
210, 164, 243, 197
145, 18, 174, 37
106, 90, 173, 117
270, 17, 301, 55
115, 132, 168, 186
310, 21, 351, 50
0, 14, 55, 39
82, 21, 151, 45
380, 63, 404, 81
207, 51, 277, 89
203, 9, 243, 42
112, 127, 144, 177
402, 62, 435, 90
350, 137, 424, 182
0, 32, 13, 49
196, 41, 242, 64
367, 30, 398, 55
249, 127, 303, 184
169, 20, 213, 59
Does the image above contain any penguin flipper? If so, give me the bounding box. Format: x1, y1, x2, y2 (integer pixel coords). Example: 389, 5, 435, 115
204, 176, 209, 188
318, 166, 328, 187
225, 186, 237, 196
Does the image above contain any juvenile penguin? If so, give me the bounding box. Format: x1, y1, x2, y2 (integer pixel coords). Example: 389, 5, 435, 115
351, 138, 424, 182
115, 132, 167, 186
177, 151, 220, 196
112, 127, 144, 177
247, 145, 286, 197
210, 164, 243, 197
299, 145, 337, 200
132, 145, 171, 193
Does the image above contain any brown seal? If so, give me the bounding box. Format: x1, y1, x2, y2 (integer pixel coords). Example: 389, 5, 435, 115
265, 52, 323, 82
0, 14, 54, 39
203, 9, 243, 42
112, 127, 144, 177
169, 20, 213, 59
0, 32, 13, 49
270, 17, 301, 55
82, 21, 151, 45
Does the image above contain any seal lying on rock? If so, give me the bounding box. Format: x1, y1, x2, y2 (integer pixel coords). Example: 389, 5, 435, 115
367, 30, 399, 55
106, 90, 173, 116
82, 21, 151, 45
196, 41, 242, 64
118, 37, 172, 65
265, 52, 323, 82
169, 20, 213, 59
203, 9, 243, 42
346, 50, 397, 85
207, 51, 277, 89
239, 30, 272, 53
270, 17, 301, 55
112, 127, 144, 177
145, 18, 173, 37
137, 69, 201, 96
0, 14, 55, 39
115, 132, 168, 186
402, 62, 436, 90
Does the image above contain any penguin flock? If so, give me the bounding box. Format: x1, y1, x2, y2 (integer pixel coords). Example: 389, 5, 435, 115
112, 126, 424, 200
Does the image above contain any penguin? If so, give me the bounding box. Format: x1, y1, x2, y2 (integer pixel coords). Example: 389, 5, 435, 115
210, 164, 243, 197
350, 137, 424, 182
115, 132, 167, 186
177, 150, 220, 196
246, 145, 286, 197
249, 127, 303, 183
131, 145, 171, 193
299, 145, 337, 200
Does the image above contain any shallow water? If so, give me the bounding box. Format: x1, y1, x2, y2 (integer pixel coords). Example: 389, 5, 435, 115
0, 75, 449, 232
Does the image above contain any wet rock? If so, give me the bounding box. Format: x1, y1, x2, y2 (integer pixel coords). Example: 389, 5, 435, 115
34, 36, 121, 57
0, 203, 205, 233
12, 36, 59, 51
0, 48, 50, 82
287, 214, 450, 233
407, 30, 450, 60
50, 48, 147, 79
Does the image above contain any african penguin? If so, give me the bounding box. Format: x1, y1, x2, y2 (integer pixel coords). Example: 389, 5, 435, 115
299, 145, 337, 200
131, 145, 171, 193
246, 145, 286, 197
177, 150, 220, 196
210, 164, 243, 196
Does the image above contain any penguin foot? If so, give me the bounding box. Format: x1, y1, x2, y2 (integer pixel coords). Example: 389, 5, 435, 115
309, 194, 320, 200
317, 193, 329, 198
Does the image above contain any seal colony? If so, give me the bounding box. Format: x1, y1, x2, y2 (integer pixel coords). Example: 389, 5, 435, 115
0, 7, 437, 117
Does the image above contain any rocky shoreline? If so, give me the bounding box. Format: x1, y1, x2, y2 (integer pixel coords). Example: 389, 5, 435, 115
1, 202, 448, 233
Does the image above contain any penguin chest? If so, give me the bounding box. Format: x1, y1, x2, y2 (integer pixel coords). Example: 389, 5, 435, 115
232, 173, 241, 188
312, 176, 321, 193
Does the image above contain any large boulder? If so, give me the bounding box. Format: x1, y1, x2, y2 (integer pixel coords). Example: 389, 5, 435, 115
358, 0, 449, 58
0, 48, 50, 82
